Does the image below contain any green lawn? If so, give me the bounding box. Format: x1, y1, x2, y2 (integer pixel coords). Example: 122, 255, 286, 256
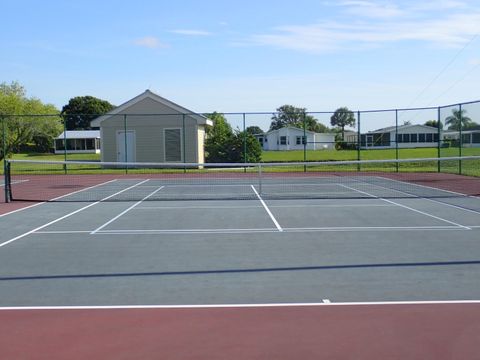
261, 147, 480, 162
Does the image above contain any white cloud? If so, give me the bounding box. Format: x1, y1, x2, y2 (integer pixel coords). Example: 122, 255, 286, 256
248, 11, 480, 53
133, 36, 167, 49
170, 29, 212, 36
339, 1, 404, 18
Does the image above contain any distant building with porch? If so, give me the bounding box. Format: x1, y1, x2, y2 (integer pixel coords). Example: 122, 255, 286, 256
55, 130, 101, 154
346, 124, 480, 149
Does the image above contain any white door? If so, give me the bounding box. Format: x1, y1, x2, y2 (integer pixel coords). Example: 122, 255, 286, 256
117, 131, 135, 162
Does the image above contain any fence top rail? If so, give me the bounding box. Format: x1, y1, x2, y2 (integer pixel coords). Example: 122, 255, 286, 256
0, 99, 479, 118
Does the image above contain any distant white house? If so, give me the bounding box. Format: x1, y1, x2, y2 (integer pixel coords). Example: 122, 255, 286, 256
443, 129, 480, 147
256, 127, 335, 151
55, 130, 101, 154
349, 124, 480, 149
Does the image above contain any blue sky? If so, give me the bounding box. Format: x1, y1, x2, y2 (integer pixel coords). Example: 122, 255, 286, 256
2, 0, 480, 127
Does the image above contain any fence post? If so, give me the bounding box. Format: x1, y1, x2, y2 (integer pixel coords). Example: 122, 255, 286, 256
63, 114, 67, 174
243, 113, 247, 173
357, 111, 361, 171
459, 103, 462, 174
183, 114, 186, 173
395, 109, 399, 172
303, 112, 307, 172
124, 114, 128, 174
2, 117, 8, 203
437, 107, 441, 173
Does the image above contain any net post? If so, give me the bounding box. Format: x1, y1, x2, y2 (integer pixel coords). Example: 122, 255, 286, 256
437, 106, 441, 173
4, 161, 10, 203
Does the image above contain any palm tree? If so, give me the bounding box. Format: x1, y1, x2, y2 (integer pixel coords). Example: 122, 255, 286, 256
445, 108, 472, 130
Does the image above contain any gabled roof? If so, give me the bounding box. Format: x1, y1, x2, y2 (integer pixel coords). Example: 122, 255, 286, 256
265, 126, 326, 135
56, 130, 100, 139
90, 90, 212, 127
369, 124, 438, 133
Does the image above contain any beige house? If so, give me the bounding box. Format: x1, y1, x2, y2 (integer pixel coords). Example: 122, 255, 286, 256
90, 90, 212, 163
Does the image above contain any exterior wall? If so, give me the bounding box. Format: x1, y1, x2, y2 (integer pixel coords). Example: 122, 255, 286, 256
100, 98, 200, 163
314, 133, 335, 150
361, 125, 440, 149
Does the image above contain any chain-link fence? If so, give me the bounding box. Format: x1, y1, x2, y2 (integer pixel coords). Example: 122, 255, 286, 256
2, 99, 480, 175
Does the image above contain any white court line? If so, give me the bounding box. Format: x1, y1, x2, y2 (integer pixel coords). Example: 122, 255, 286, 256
373, 176, 480, 215
250, 185, 283, 232
0, 179, 150, 249
31, 225, 460, 236
0, 179, 29, 186
339, 184, 471, 230
133, 204, 394, 210
374, 175, 480, 199
135, 205, 264, 210
91, 183, 165, 234
0, 179, 118, 219
1, 299, 480, 311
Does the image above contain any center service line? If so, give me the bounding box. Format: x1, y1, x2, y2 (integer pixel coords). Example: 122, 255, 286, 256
251, 185, 283, 232
91, 184, 164, 234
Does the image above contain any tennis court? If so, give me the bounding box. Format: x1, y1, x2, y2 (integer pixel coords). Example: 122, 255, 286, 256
1, 157, 480, 359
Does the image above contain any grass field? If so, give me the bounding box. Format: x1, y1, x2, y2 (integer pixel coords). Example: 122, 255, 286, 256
261, 147, 480, 162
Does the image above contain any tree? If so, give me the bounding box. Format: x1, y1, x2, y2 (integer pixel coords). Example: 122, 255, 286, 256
424, 120, 443, 129
330, 107, 355, 140
1, 81, 62, 160
205, 113, 262, 163
270, 105, 326, 132
226, 131, 262, 163
445, 108, 473, 131
61, 96, 115, 130
246, 126, 264, 135
205, 112, 234, 162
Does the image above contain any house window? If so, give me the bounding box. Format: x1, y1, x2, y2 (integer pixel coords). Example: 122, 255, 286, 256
410, 134, 418, 143
426, 133, 433, 142
403, 134, 410, 143
280, 136, 287, 145
164, 128, 182, 162
296, 136, 306, 145
419, 133, 426, 142
397, 134, 403, 143
473, 133, 480, 143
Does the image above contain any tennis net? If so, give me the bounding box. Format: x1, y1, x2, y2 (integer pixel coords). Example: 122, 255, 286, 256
4, 156, 480, 203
